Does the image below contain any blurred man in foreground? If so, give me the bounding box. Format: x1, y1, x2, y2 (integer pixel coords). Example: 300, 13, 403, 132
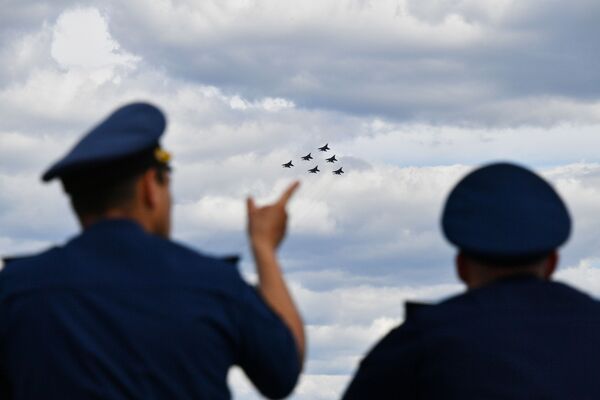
0, 102, 304, 399
343, 162, 600, 399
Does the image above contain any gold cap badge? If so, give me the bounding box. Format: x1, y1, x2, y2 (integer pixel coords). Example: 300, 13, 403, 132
154, 148, 171, 164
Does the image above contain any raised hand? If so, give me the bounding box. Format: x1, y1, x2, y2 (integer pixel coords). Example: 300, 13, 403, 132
247, 181, 300, 251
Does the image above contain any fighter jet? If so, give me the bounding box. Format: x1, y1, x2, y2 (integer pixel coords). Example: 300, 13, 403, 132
282, 160, 294, 168
302, 153, 313, 161
308, 166, 320, 174
326, 155, 337, 163
333, 167, 344, 175
318, 143, 330, 152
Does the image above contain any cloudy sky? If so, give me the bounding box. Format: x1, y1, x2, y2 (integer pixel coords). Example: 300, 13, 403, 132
2, 1, 600, 398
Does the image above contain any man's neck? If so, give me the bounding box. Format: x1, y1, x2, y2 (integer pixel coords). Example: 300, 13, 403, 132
80, 209, 151, 233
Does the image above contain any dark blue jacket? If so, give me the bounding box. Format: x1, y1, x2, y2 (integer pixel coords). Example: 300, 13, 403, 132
0, 219, 299, 399
343, 277, 600, 399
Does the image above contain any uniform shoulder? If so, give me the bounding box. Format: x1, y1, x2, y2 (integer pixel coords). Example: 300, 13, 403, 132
419, 278, 600, 322
542, 279, 600, 308
162, 238, 241, 270
0, 247, 63, 295
400, 292, 476, 328
155, 238, 248, 290
1, 247, 61, 273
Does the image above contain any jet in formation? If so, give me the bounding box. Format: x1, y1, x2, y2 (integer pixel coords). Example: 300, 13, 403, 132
281, 143, 345, 175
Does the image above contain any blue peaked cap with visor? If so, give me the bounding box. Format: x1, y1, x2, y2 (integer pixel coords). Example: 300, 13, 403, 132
42, 102, 170, 182
442, 162, 571, 260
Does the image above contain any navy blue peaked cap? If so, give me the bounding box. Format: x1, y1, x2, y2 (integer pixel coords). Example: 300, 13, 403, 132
442, 162, 571, 258
42, 102, 167, 181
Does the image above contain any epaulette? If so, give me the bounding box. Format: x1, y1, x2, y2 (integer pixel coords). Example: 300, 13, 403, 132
220, 255, 241, 266
0, 256, 27, 271
0, 253, 38, 271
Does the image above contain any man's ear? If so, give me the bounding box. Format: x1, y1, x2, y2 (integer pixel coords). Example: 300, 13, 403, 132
140, 169, 158, 209
456, 251, 469, 285
543, 251, 559, 279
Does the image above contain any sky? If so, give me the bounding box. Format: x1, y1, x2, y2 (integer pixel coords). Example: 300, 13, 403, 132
1, 1, 600, 398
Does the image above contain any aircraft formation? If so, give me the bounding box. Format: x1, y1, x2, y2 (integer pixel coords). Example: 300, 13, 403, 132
282, 143, 345, 175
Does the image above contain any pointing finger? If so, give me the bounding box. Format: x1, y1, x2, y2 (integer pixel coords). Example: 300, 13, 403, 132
278, 181, 300, 207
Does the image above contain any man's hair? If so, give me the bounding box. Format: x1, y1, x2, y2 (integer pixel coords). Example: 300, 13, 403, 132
62, 166, 168, 218
463, 251, 551, 269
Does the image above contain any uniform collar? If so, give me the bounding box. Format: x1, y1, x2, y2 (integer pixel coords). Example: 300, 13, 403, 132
84, 218, 147, 234
486, 274, 544, 286
467, 274, 546, 297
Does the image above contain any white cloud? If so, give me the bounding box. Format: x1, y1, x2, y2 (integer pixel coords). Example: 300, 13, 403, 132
227, 369, 351, 400
51, 8, 139, 83
292, 374, 351, 400
556, 258, 600, 296
229, 95, 295, 111
0, 26, 53, 83
338, 123, 600, 168
176, 195, 245, 235
0, 236, 54, 256
406, 0, 515, 24
118, 0, 484, 47
0, 171, 76, 247
0, 131, 64, 172
88, 0, 600, 125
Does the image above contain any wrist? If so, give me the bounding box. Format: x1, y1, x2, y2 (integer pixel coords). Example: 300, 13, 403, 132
251, 239, 276, 254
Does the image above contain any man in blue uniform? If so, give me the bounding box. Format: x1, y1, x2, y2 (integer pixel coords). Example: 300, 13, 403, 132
0, 102, 304, 399
343, 162, 600, 399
